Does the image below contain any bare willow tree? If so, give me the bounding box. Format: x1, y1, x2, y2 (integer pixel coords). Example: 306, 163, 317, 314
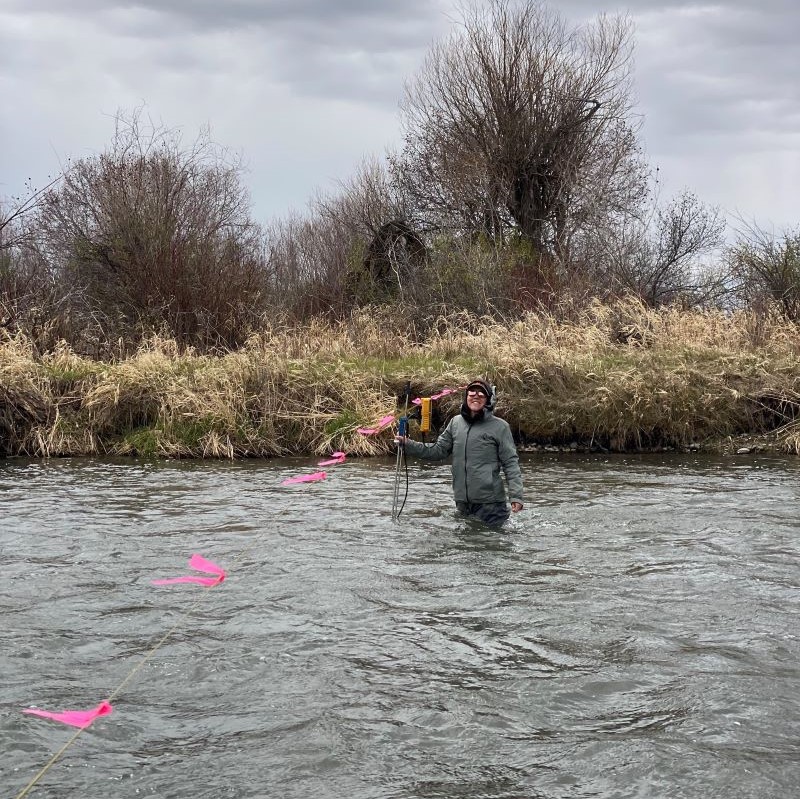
393, 0, 647, 260
37, 109, 268, 351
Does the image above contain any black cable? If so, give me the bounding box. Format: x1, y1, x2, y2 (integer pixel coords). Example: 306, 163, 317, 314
395, 443, 409, 518
393, 381, 412, 520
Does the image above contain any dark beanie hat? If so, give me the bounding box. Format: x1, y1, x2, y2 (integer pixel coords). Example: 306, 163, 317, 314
465, 378, 492, 399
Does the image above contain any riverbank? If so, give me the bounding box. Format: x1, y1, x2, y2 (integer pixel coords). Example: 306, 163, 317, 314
2, 299, 800, 458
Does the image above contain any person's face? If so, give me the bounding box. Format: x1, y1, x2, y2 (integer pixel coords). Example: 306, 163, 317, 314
466, 389, 488, 413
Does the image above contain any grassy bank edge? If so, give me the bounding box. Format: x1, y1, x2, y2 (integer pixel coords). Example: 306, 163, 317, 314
2, 302, 800, 459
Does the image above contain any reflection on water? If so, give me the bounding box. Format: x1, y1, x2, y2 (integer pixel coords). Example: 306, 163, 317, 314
2, 454, 800, 798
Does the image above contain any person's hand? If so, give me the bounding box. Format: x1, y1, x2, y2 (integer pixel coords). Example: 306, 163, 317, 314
394, 435, 408, 445
511, 502, 523, 513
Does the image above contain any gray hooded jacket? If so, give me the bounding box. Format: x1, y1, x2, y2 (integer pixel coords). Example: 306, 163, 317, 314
403, 406, 523, 506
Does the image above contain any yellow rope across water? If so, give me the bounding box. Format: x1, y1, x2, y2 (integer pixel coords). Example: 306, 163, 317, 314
13, 538, 266, 799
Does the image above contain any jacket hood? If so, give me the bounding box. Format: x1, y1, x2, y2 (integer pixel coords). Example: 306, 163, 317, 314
464, 378, 495, 409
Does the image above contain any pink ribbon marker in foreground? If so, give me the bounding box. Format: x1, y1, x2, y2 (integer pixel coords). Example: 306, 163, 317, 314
357, 414, 396, 436
318, 451, 346, 467
282, 471, 327, 485
152, 554, 226, 587
23, 700, 113, 729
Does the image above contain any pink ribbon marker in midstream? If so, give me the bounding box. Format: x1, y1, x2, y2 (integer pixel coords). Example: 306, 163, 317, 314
281, 471, 327, 485
318, 451, 346, 467
23, 700, 113, 728
152, 554, 226, 587
357, 414, 396, 436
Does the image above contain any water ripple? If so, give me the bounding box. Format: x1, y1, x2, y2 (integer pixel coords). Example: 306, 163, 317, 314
2, 454, 800, 798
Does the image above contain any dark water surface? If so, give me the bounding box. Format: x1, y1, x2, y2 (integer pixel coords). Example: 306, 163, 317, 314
2, 454, 799, 798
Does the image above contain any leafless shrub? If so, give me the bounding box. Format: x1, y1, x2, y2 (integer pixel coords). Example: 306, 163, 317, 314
264, 210, 353, 319
316, 158, 414, 305
265, 156, 427, 316
584, 190, 727, 306
727, 221, 800, 320
36, 109, 269, 352
1, 175, 76, 348
0, 236, 66, 347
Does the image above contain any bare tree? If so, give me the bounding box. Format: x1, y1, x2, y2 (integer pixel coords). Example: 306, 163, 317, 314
314, 157, 425, 303
36, 109, 269, 350
1, 175, 76, 346
393, 0, 647, 260
727, 222, 800, 319
264, 157, 427, 317
588, 190, 726, 306
264, 210, 352, 319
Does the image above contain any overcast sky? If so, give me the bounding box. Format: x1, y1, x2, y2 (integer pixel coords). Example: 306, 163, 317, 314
1, 0, 798, 234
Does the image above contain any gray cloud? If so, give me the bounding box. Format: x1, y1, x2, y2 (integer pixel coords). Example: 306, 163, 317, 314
632, 5, 799, 151
9, 0, 447, 42
1, 0, 797, 228
4, 0, 449, 105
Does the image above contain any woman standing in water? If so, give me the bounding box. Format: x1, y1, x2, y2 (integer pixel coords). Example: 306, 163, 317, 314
396, 378, 524, 526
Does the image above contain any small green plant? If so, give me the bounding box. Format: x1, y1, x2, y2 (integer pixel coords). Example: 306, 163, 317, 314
120, 426, 162, 457
324, 409, 361, 439
167, 417, 222, 449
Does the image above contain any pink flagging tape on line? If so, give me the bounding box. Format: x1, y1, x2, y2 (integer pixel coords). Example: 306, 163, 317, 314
357, 414, 396, 436
318, 451, 346, 467
152, 554, 226, 587
434, 387, 464, 400
412, 387, 462, 405
23, 700, 113, 729
281, 471, 327, 485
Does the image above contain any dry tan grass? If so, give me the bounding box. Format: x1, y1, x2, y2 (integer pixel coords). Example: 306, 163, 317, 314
3, 299, 800, 457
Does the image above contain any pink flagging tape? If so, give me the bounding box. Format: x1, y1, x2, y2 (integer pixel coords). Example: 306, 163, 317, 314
23, 700, 113, 729
281, 471, 327, 485
412, 387, 462, 405
357, 414, 396, 436
318, 451, 346, 467
152, 553, 226, 587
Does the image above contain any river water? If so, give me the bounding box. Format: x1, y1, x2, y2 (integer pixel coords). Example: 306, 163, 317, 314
2, 453, 799, 798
